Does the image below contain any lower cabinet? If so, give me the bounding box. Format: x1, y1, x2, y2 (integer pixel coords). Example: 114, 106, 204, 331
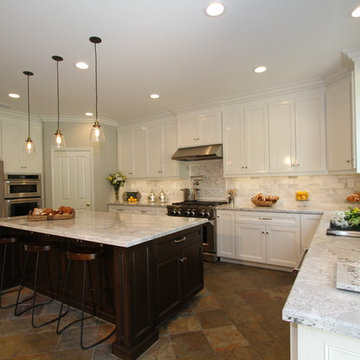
217, 210, 302, 268
154, 228, 203, 321
301, 214, 322, 250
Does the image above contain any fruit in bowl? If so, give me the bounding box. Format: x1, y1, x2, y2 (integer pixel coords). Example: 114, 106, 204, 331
296, 190, 309, 201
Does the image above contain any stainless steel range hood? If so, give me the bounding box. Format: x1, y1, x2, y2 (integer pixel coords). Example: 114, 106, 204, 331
171, 144, 223, 161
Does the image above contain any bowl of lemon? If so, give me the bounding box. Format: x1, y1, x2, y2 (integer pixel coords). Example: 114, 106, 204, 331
295, 190, 309, 201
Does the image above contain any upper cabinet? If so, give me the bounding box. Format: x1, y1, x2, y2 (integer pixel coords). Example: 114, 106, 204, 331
326, 76, 354, 172
223, 103, 269, 176
1, 118, 42, 174
118, 118, 186, 179
268, 91, 326, 174
177, 109, 222, 148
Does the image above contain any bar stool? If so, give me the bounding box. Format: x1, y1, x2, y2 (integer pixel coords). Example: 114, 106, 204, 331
14, 242, 69, 328
56, 247, 116, 350
0, 236, 29, 309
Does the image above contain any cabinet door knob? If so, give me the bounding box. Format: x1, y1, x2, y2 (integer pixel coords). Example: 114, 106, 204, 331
261, 231, 265, 234
86, 203, 91, 207
347, 160, 351, 163
266, 231, 269, 235
179, 257, 188, 263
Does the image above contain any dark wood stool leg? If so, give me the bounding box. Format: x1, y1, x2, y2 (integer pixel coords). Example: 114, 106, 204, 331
56, 258, 72, 335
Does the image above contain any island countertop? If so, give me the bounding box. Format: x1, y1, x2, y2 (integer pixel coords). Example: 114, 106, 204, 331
282, 210, 360, 339
0, 211, 208, 248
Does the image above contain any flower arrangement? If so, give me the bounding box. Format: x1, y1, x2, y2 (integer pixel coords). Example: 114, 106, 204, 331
106, 171, 126, 202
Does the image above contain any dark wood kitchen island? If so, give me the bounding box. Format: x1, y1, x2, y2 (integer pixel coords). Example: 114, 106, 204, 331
0, 211, 207, 360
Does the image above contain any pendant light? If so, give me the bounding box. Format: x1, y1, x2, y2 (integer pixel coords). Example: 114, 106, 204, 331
89, 36, 105, 143
52, 55, 65, 148
24, 71, 35, 154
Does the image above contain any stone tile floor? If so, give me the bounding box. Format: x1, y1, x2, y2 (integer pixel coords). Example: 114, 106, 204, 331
0, 262, 294, 360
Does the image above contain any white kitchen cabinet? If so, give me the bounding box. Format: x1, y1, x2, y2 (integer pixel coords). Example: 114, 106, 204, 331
223, 103, 268, 176
216, 210, 236, 258
147, 119, 178, 178
300, 214, 322, 250
217, 211, 301, 268
177, 108, 222, 147
268, 100, 295, 173
297, 324, 360, 360
269, 92, 326, 174
2, 119, 42, 174
326, 76, 354, 172
236, 221, 266, 263
266, 224, 301, 268
118, 118, 185, 179
118, 128, 134, 178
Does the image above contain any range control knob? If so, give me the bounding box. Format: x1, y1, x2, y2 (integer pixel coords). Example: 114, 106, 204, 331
190, 210, 196, 217
199, 211, 205, 217
171, 210, 178, 216
184, 210, 190, 216
205, 211, 211, 218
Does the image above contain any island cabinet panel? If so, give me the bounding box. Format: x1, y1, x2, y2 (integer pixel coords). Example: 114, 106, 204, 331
153, 227, 204, 323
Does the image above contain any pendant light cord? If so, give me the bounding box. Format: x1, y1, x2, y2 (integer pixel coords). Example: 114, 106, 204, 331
56, 60, 60, 131
94, 42, 98, 122
27, 74, 30, 138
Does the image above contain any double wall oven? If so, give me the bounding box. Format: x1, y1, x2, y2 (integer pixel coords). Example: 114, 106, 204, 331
4, 174, 42, 217
167, 201, 227, 262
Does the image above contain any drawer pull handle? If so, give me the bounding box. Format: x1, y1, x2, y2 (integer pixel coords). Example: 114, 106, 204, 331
140, 210, 147, 213
259, 217, 272, 220
179, 257, 188, 263
174, 237, 186, 243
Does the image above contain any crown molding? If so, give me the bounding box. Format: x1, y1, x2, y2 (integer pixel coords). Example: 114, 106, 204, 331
39, 115, 118, 127
342, 47, 360, 70
0, 109, 41, 122
119, 110, 176, 127
323, 69, 351, 86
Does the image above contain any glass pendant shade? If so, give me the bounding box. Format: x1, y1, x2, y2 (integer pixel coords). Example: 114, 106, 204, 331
53, 129, 65, 148
24, 137, 35, 154
89, 36, 105, 143
23, 71, 35, 154
52, 55, 65, 148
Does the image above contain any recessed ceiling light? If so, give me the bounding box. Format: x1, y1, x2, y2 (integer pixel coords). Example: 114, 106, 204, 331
352, 6, 360, 17
75, 62, 89, 70
8, 93, 20, 99
254, 66, 267, 73
205, 2, 225, 17
150, 93, 160, 99
85, 112, 93, 116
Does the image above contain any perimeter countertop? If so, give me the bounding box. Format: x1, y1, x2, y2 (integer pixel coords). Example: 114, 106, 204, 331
0, 211, 208, 248
282, 210, 360, 339
108, 202, 169, 208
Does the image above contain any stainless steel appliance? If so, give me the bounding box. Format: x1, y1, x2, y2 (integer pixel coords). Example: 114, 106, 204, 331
4, 197, 42, 217
4, 174, 41, 198
3, 173, 42, 217
171, 144, 223, 161
180, 188, 200, 202
167, 200, 227, 262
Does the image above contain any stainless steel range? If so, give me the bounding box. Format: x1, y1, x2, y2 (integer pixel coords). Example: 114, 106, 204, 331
167, 200, 227, 262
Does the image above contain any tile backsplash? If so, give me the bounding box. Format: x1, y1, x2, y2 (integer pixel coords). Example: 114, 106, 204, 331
123, 160, 360, 208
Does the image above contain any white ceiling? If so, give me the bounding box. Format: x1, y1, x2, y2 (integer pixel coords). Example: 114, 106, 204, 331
1, 0, 359, 123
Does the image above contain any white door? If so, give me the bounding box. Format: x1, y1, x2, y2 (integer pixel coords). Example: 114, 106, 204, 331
295, 94, 326, 172
197, 109, 222, 146
147, 124, 163, 177
118, 128, 134, 177
162, 120, 178, 177
236, 222, 266, 263
52, 149, 93, 210
326, 77, 354, 171
244, 103, 269, 173
268, 100, 296, 173
177, 114, 197, 147
266, 224, 301, 268
223, 105, 245, 175
131, 127, 148, 177
217, 210, 236, 258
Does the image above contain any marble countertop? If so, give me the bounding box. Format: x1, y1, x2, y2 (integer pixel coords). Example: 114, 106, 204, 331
282, 210, 360, 339
0, 211, 208, 248
217, 203, 323, 215
108, 202, 168, 208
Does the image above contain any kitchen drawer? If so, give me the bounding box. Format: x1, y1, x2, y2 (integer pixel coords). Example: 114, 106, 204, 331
153, 227, 202, 259
236, 211, 300, 227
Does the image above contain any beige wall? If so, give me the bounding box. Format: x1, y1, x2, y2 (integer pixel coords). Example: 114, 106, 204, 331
43, 122, 118, 211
